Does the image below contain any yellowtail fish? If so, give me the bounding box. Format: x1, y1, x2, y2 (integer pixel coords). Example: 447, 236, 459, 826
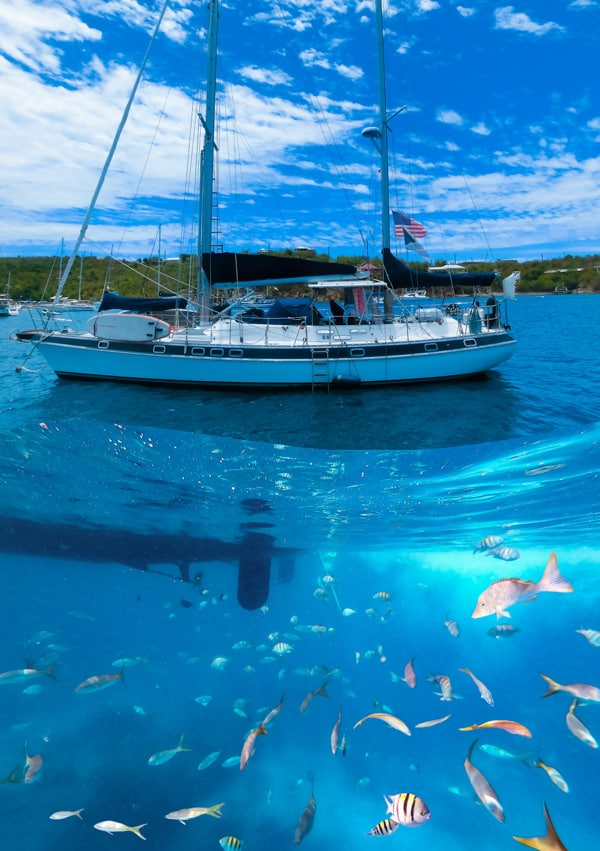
403, 655, 417, 688
49, 809, 84, 820
164, 802, 224, 823
293, 780, 316, 845
429, 674, 455, 701
458, 668, 494, 706
331, 707, 342, 755
463, 740, 505, 822
93, 821, 147, 840
367, 818, 399, 836
531, 759, 569, 793
0, 664, 57, 684
148, 734, 191, 766
24, 752, 43, 783
74, 671, 124, 693
540, 673, 600, 703
415, 714, 451, 729
575, 628, 600, 647
197, 750, 220, 770
565, 700, 598, 748
474, 535, 504, 553
488, 624, 520, 639
219, 837, 243, 850
444, 617, 460, 637
472, 551, 573, 619
299, 682, 328, 714
512, 803, 567, 851
353, 712, 411, 736
384, 793, 431, 827
240, 723, 267, 771
459, 719, 532, 738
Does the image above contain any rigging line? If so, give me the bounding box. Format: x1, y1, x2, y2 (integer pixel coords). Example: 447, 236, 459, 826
50, 0, 171, 308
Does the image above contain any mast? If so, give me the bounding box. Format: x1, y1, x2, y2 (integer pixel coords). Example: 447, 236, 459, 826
364, 0, 406, 254
197, 0, 220, 321
375, 0, 390, 252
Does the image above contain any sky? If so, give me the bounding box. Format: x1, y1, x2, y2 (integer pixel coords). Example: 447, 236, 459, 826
0, 0, 599, 264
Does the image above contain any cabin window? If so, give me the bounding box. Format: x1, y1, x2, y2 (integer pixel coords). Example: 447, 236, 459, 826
424, 343, 438, 352
210, 348, 225, 358
229, 349, 244, 358
153, 345, 166, 353
350, 348, 365, 358
191, 347, 206, 356
97, 341, 109, 349
463, 338, 477, 348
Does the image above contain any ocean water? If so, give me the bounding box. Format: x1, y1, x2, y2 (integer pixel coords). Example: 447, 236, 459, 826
1, 295, 599, 850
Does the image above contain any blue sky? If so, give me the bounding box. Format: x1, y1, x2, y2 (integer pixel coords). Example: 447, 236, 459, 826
0, 0, 598, 263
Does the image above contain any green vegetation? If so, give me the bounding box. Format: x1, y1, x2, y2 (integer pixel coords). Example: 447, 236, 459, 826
1, 251, 599, 301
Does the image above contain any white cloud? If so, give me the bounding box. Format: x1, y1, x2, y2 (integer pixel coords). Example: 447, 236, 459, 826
237, 65, 293, 86
437, 109, 464, 126
415, 0, 440, 12
494, 6, 565, 36
471, 122, 491, 136
456, 6, 476, 17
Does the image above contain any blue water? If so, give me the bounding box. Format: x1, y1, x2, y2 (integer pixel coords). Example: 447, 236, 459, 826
1, 296, 599, 850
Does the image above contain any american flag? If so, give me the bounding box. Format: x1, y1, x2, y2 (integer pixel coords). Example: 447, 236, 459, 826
392, 210, 427, 239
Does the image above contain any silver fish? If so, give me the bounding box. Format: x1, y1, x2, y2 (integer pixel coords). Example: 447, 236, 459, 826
463, 740, 504, 822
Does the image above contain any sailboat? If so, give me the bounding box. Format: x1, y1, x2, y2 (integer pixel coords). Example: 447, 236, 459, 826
15, 0, 516, 389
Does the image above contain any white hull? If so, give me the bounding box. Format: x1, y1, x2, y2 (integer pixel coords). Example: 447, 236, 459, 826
26, 313, 515, 388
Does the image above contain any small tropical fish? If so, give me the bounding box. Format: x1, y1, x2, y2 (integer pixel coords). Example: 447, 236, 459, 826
219, 837, 243, 850
23, 684, 44, 696
540, 673, 600, 703
240, 722, 267, 771
211, 657, 230, 670
353, 712, 411, 736
373, 592, 392, 601
293, 780, 316, 845
0, 665, 57, 685
575, 628, 600, 647
474, 535, 504, 553
342, 608, 357, 617
429, 674, 455, 701
340, 734, 347, 756
299, 682, 328, 714
0, 765, 23, 785
472, 551, 572, 619
565, 699, 598, 748
384, 793, 431, 827
480, 744, 532, 761
331, 707, 342, 755
164, 802, 224, 823
221, 756, 241, 768
459, 667, 494, 706
403, 655, 417, 688
24, 752, 43, 783
195, 694, 213, 706
414, 714, 451, 729
93, 821, 147, 840
531, 759, 569, 793
232, 640, 252, 650
50, 809, 84, 820
148, 734, 191, 766
488, 624, 520, 639
262, 693, 285, 727
444, 617, 460, 637
48, 807, 83, 821
459, 720, 532, 737
486, 546, 521, 561
273, 642, 293, 655
197, 750, 221, 770
111, 657, 146, 668
367, 818, 399, 836
74, 672, 123, 693
512, 803, 567, 851
463, 740, 505, 822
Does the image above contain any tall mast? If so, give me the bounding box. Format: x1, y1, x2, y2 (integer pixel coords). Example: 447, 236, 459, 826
198, 0, 219, 320
363, 0, 406, 255
375, 0, 390, 252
